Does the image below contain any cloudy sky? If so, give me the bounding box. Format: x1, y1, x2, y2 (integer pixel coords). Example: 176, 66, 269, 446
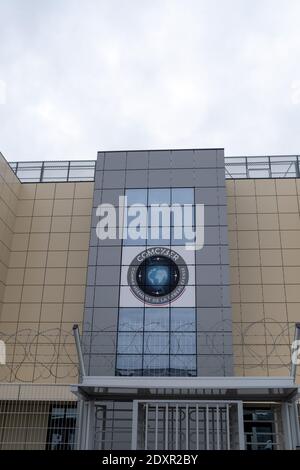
0, 0, 300, 162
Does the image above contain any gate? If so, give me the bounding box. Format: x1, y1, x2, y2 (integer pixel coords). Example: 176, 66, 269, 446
131, 400, 245, 450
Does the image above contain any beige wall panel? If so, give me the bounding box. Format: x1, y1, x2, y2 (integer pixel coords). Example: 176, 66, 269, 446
228, 178, 300, 382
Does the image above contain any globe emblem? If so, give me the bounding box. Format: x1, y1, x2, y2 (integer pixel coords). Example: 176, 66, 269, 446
127, 248, 189, 305
136, 255, 179, 298
147, 266, 169, 286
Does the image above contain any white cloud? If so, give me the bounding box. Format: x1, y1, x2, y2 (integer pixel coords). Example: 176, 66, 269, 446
0, 0, 300, 161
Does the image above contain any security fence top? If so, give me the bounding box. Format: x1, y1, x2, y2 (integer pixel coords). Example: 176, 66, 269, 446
8, 155, 300, 182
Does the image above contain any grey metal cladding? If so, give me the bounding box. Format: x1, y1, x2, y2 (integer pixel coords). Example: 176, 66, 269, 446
126, 169, 148, 188
100, 188, 124, 206
86, 266, 96, 285
171, 169, 195, 187
197, 354, 229, 377
94, 286, 119, 307
89, 354, 115, 376
171, 150, 195, 168
88, 247, 97, 266
196, 265, 223, 285
104, 151, 126, 170
197, 307, 232, 331
196, 286, 231, 307
194, 149, 218, 168
102, 170, 126, 188
92, 308, 119, 331
95, 265, 121, 285
194, 168, 218, 187
148, 150, 172, 169
197, 332, 233, 355
195, 245, 221, 265
148, 169, 172, 187
94, 170, 103, 189
126, 151, 148, 169
96, 152, 105, 170
195, 187, 219, 205
97, 246, 122, 265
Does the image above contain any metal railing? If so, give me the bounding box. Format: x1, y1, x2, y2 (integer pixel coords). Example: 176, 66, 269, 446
8, 155, 300, 183
9, 160, 96, 183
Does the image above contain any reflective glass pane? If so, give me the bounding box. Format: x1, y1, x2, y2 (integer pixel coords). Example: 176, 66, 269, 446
126, 189, 147, 206
170, 355, 196, 375
117, 332, 143, 354
148, 188, 170, 205
171, 188, 194, 205
143, 355, 169, 375
171, 308, 195, 331
118, 308, 144, 331
144, 308, 169, 331
116, 355, 143, 375
143, 332, 169, 354
170, 333, 196, 354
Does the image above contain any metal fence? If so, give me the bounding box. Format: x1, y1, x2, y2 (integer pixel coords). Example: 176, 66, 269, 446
8, 155, 300, 183
9, 160, 95, 183
0, 384, 78, 450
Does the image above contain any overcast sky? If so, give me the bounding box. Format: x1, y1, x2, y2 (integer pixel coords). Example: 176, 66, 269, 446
0, 0, 300, 162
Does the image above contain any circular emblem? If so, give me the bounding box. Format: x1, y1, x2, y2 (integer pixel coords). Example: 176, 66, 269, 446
127, 247, 189, 305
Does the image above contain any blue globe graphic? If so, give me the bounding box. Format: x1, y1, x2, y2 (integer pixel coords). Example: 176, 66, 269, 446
147, 266, 169, 286
136, 255, 180, 297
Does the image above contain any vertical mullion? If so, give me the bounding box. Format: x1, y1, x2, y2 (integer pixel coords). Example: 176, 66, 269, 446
165, 404, 168, 450
196, 404, 199, 451
155, 405, 158, 451
144, 404, 148, 450
226, 404, 230, 450
175, 405, 179, 450
216, 405, 220, 450
185, 404, 189, 450
206, 405, 209, 450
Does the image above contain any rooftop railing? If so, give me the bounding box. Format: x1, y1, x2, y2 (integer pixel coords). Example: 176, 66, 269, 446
8, 155, 300, 183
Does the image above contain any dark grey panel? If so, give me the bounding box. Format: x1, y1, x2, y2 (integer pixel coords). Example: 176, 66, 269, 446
197, 332, 233, 355
171, 150, 195, 168
104, 152, 126, 170
194, 149, 218, 168
86, 266, 96, 285
196, 265, 222, 285
126, 151, 148, 169
197, 355, 228, 376
94, 286, 120, 307
148, 169, 172, 187
195, 246, 221, 265
88, 247, 97, 265
197, 307, 232, 331
92, 308, 119, 331
171, 169, 195, 187
96, 265, 121, 285
126, 170, 148, 188
89, 354, 115, 375
85, 286, 95, 308
103, 170, 126, 189
196, 286, 231, 307
194, 169, 218, 187
96, 152, 104, 171
100, 188, 124, 206
94, 171, 103, 189
97, 246, 122, 265
148, 150, 171, 169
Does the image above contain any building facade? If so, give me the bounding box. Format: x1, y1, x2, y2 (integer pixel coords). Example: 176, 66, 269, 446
0, 149, 299, 450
